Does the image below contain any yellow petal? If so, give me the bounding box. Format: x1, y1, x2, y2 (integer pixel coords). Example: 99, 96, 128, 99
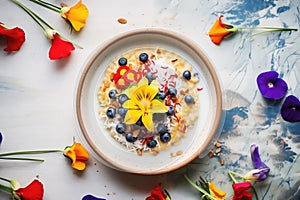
65, 0, 89, 31
142, 113, 154, 131
122, 99, 139, 109
150, 99, 168, 113
72, 160, 86, 170
209, 182, 226, 199
124, 109, 143, 124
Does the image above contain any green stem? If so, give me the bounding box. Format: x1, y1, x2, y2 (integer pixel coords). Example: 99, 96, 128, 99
249, 28, 297, 37
10, 0, 54, 31
0, 157, 44, 162
0, 183, 12, 193
0, 149, 63, 157
228, 171, 240, 183
251, 185, 259, 200
28, 0, 61, 12
237, 26, 297, 31
58, 33, 83, 49
0, 177, 11, 183
184, 175, 216, 200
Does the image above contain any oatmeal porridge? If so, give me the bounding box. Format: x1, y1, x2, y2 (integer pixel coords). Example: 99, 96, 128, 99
97, 47, 203, 155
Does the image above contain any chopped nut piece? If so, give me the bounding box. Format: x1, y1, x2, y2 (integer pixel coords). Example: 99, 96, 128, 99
220, 158, 225, 165
118, 18, 127, 24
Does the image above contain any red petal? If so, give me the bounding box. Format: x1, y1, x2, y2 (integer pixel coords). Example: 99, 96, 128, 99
146, 183, 167, 200
48, 34, 75, 60
0, 25, 25, 51
232, 182, 253, 200
15, 179, 44, 200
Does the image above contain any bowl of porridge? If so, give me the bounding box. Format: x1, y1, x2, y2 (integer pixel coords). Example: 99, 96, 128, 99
75, 28, 223, 175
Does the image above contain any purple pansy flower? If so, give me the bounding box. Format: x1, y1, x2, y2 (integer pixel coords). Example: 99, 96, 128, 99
250, 144, 270, 181
280, 95, 300, 122
256, 71, 288, 100
82, 194, 106, 200
0, 132, 2, 144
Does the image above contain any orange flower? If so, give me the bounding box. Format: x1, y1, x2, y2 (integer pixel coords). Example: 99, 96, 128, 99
60, 0, 89, 31
64, 142, 90, 170
208, 15, 237, 45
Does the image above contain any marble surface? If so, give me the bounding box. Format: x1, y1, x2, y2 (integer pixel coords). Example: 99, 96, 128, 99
1, 0, 299, 199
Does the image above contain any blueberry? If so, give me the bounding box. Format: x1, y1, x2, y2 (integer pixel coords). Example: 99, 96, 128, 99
157, 90, 166, 100
157, 123, 167, 134
108, 89, 118, 99
136, 117, 144, 126
168, 88, 177, 97
118, 107, 128, 117
118, 57, 127, 66
116, 123, 126, 134
166, 106, 175, 116
147, 139, 157, 148
145, 72, 156, 83
106, 107, 116, 118
118, 94, 129, 105
160, 132, 171, 143
184, 94, 195, 104
183, 70, 192, 80
125, 133, 137, 142
139, 53, 148, 62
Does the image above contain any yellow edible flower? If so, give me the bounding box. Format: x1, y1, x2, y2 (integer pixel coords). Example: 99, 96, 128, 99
122, 78, 168, 131
209, 181, 226, 200
60, 0, 89, 31
64, 142, 90, 170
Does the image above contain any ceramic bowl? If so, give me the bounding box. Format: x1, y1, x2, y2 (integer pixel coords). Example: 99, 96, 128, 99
75, 28, 222, 175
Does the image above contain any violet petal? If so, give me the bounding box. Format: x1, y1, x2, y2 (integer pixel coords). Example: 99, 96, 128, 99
252, 168, 270, 181
281, 95, 300, 122
0, 132, 2, 144
82, 194, 106, 200
256, 71, 288, 100
250, 144, 270, 170
244, 168, 270, 182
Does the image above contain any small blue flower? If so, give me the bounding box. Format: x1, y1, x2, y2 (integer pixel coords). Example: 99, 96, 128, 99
280, 95, 300, 122
82, 194, 106, 200
256, 71, 288, 100
250, 144, 270, 181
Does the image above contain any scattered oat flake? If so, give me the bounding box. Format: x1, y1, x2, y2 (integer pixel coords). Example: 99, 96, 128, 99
118, 18, 127, 24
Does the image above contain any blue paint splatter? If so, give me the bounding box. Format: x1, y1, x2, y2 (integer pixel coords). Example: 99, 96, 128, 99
226, 0, 276, 25
277, 6, 290, 14
222, 107, 248, 133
